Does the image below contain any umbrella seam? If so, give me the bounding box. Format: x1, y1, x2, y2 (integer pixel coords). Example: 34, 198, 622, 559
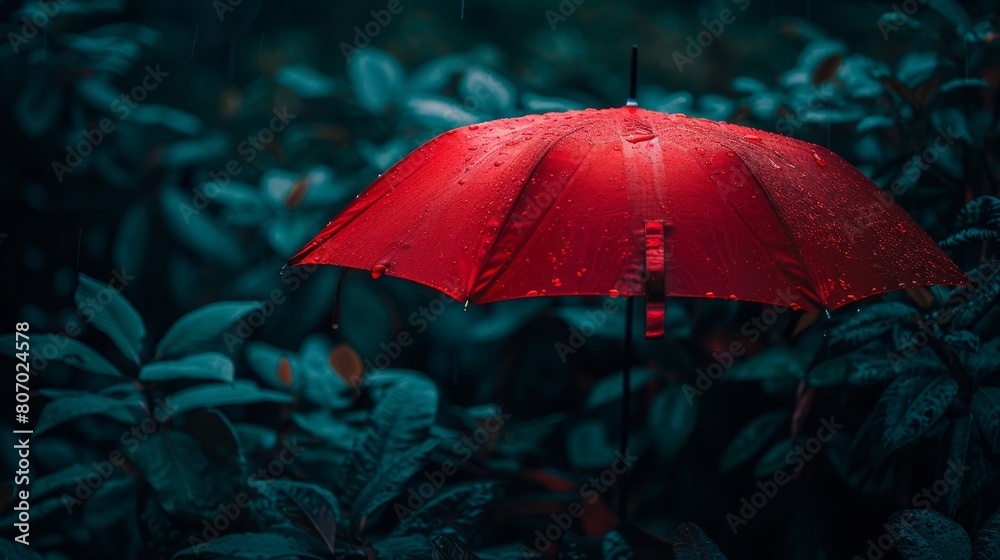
730, 149, 826, 308
468, 121, 599, 299
679, 142, 818, 306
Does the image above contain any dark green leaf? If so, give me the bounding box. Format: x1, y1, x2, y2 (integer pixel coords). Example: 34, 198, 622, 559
164, 380, 293, 417
972, 388, 1000, 453
139, 352, 235, 383
754, 438, 797, 479
391, 482, 496, 540
872, 376, 957, 458
36, 393, 143, 435
261, 481, 342, 553
649, 381, 699, 463
339, 374, 438, 530
155, 301, 264, 358
974, 508, 1000, 560
0, 334, 123, 378
172, 532, 327, 559
673, 522, 727, 559
719, 411, 786, 474
887, 509, 971, 560
129, 409, 246, 521
75, 273, 145, 365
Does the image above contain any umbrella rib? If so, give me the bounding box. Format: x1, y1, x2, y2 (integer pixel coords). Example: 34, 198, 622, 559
730, 150, 826, 307
469, 121, 598, 299
677, 143, 814, 300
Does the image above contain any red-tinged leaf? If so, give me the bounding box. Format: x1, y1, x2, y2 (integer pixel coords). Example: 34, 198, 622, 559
277, 356, 293, 387
906, 286, 936, 309
879, 76, 918, 108
328, 343, 364, 390
913, 76, 941, 107
811, 54, 843, 85
285, 177, 310, 209
793, 311, 821, 337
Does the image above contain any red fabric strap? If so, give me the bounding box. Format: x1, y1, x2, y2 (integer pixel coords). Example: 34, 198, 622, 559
644, 221, 666, 339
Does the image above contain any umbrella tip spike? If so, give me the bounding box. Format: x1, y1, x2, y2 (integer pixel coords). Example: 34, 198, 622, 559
627, 44, 639, 107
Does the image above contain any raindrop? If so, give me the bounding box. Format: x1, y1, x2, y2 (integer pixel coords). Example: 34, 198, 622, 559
494, 160, 504, 167
469, 124, 479, 130
705, 291, 716, 297
812, 152, 827, 166
468, 146, 478, 151
609, 289, 620, 298
625, 134, 657, 143
371, 264, 386, 279
696, 147, 706, 155
553, 278, 562, 287
527, 290, 539, 296
726, 151, 735, 158
744, 135, 762, 144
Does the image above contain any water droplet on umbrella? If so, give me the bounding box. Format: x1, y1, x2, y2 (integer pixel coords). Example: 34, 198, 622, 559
609, 289, 620, 298
526, 290, 538, 296
696, 147, 706, 155
468, 146, 478, 151
494, 160, 504, 167
553, 278, 562, 287
812, 152, 827, 166
744, 135, 762, 144
458, 178, 466, 185
625, 134, 657, 143
726, 151, 735, 158
469, 124, 479, 130
705, 291, 715, 297
371, 264, 386, 279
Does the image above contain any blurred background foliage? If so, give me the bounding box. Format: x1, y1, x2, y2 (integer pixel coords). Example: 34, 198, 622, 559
1, 0, 1000, 558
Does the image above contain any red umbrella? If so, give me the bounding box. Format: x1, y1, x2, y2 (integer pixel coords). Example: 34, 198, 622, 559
287, 46, 966, 520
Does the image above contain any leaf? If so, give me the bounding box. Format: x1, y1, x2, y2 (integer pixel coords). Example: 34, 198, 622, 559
339, 375, 438, 530
941, 415, 995, 515
36, 393, 143, 436
155, 301, 264, 358
129, 409, 246, 521
262, 481, 342, 553
348, 48, 403, 114
673, 522, 727, 559
792, 311, 820, 337
950, 262, 1000, 330
906, 287, 936, 309
855, 115, 897, 134
878, 76, 918, 108
391, 482, 496, 540
887, 509, 972, 560
974, 508, 1000, 560
164, 380, 293, 417
879, 376, 958, 458
811, 54, 842, 85
722, 347, 808, 381
0, 539, 44, 560
328, 343, 364, 389
972, 388, 1000, 453
754, 439, 796, 478
172, 532, 327, 559
913, 76, 941, 107
0, 334, 123, 378
828, 303, 915, 354
649, 382, 699, 463
75, 273, 146, 364
586, 368, 653, 408
138, 352, 235, 383
719, 411, 786, 474
941, 330, 980, 354
940, 228, 1000, 248
458, 66, 515, 116
403, 95, 479, 130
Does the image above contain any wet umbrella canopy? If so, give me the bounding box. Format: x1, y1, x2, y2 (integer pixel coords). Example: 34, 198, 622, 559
289, 54, 967, 338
